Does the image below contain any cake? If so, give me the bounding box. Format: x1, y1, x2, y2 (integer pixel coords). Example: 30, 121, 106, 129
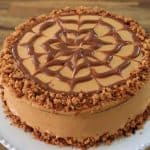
0, 7, 150, 149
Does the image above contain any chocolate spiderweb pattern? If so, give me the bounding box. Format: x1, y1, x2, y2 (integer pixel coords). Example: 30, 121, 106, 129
12, 14, 142, 92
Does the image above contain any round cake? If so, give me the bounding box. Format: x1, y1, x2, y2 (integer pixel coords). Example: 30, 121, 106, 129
0, 7, 150, 148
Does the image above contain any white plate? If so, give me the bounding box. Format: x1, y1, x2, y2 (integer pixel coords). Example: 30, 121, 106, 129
0, 102, 150, 150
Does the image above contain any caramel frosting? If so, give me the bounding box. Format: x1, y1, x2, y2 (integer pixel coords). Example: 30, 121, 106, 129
12, 12, 142, 92
0, 7, 150, 112
0, 7, 150, 148
3, 81, 150, 139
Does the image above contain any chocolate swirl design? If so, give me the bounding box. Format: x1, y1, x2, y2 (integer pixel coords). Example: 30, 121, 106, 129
12, 14, 142, 92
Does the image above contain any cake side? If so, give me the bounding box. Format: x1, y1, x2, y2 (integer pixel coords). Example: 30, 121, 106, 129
1, 79, 150, 138
1, 94, 149, 148
0, 7, 150, 112
0, 80, 150, 149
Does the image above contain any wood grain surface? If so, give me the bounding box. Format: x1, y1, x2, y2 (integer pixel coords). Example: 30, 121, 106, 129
0, 0, 150, 49
0, 0, 149, 150
0, 144, 6, 150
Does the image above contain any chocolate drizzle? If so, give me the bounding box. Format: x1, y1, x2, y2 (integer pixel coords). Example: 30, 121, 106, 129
12, 13, 141, 92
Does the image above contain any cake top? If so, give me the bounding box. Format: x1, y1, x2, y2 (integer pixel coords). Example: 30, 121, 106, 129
0, 7, 150, 112
13, 10, 142, 93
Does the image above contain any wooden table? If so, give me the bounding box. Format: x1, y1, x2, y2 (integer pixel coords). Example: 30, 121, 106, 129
0, 145, 6, 150
0, 0, 150, 50
0, 0, 149, 149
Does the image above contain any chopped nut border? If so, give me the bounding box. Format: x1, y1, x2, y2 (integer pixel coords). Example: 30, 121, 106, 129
0, 7, 150, 112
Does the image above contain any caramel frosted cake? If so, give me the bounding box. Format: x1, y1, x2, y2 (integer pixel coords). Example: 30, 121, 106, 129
0, 7, 150, 148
